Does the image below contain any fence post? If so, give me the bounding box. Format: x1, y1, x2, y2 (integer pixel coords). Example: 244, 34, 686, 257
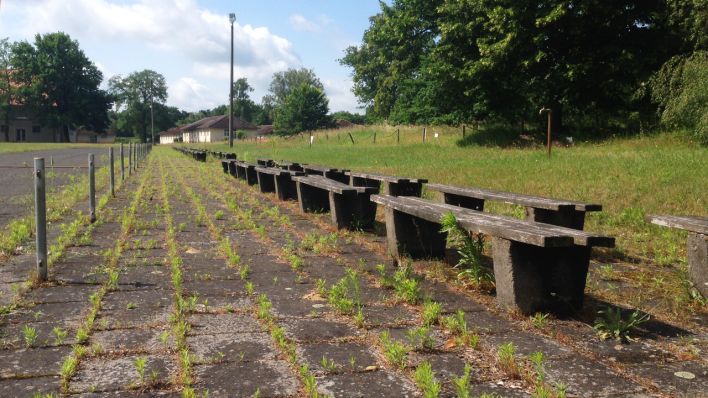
89, 154, 96, 223
128, 143, 132, 176
109, 147, 115, 197
423, 127, 426, 143
462, 125, 466, 138
34, 158, 47, 282
373, 131, 376, 144
120, 143, 124, 181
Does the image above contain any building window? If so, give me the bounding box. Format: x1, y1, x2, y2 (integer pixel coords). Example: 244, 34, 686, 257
32, 125, 41, 133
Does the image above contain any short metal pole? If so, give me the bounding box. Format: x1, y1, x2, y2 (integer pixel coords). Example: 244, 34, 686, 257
34, 158, 47, 282
128, 143, 132, 175
397, 128, 400, 144
109, 147, 115, 197
120, 143, 124, 181
89, 154, 96, 223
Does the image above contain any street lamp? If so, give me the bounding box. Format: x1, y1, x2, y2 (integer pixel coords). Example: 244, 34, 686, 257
149, 79, 154, 145
228, 12, 236, 148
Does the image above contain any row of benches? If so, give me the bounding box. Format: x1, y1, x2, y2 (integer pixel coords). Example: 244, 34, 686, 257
186, 152, 705, 314
210, 157, 621, 314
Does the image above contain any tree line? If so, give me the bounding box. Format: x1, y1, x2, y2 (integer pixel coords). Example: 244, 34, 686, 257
341, 0, 707, 143
0, 32, 340, 142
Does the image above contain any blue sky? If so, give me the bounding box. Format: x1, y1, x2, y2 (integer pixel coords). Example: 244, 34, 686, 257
0, 0, 384, 113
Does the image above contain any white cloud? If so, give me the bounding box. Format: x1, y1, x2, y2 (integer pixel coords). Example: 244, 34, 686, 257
168, 77, 218, 111
323, 78, 360, 114
9, 0, 301, 110
289, 14, 320, 33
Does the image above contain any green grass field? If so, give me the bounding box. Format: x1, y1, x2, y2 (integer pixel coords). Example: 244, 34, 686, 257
192, 126, 707, 268
0, 142, 105, 154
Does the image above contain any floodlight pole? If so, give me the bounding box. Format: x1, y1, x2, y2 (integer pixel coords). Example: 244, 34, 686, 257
229, 12, 236, 148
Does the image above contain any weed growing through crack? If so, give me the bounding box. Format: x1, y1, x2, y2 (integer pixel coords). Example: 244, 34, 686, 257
414, 361, 441, 398
380, 331, 408, 369
328, 268, 362, 315
422, 301, 442, 326
245, 281, 255, 296
497, 342, 520, 378
406, 326, 436, 351
439, 212, 491, 285
22, 325, 38, 347
441, 310, 479, 348
531, 312, 549, 329
593, 307, 649, 342
52, 327, 68, 345
321, 356, 337, 372
452, 364, 473, 398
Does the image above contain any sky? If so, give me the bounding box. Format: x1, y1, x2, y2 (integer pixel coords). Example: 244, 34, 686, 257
0, 0, 384, 114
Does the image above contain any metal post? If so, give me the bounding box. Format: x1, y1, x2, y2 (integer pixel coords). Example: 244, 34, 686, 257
423, 127, 426, 143
229, 13, 236, 148
462, 125, 466, 138
34, 158, 47, 282
120, 143, 124, 181
128, 143, 132, 175
397, 128, 400, 144
539, 108, 552, 158
373, 131, 376, 144
89, 154, 96, 223
109, 147, 115, 197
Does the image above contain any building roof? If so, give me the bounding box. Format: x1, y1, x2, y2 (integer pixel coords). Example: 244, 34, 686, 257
181, 115, 256, 132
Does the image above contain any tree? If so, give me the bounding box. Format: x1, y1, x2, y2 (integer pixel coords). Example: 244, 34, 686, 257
342, 1, 687, 133
274, 83, 331, 135
109, 70, 167, 142
0, 38, 13, 141
232, 78, 256, 122
10, 33, 111, 141
266, 68, 324, 107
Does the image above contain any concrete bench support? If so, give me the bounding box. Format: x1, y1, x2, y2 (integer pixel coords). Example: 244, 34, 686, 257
442, 192, 485, 211
383, 207, 447, 258
297, 183, 330, 213
688, 232, 707, 297
274, 174, 299, 201
526, 207, 586, 230
492, 238, 590, 314
257, 172, 276, 193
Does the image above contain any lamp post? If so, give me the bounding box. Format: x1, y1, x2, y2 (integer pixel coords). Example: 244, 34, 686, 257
149, 78, 154, 145
229, 12, 236, 148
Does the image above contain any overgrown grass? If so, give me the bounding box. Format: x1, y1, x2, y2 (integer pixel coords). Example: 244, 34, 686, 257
0, 142, 103, 154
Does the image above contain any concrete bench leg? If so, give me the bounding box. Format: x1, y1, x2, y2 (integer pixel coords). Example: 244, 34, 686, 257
387, 182, 424, 197
221, 161, 229, 174
688, 232, 707, 297
297, 183, 330, 213
228, 163, 237, 177
329, 192, 356, 229
526, 207, 586, 230
492, 237, 590, 315
384, 207, 447, 259
257, 173, 276, 193
353, 193, 377, 230
274, 175, 298, 201
235, 166, 244, 179
245, 168, 258, 186
442, 193, 485, 211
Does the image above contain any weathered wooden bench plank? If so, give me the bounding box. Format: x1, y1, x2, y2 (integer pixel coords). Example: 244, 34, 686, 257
302, 164, 350, 184
346, 171, 428, 197
647, 215, 708, 235
426, 183, 602, 229
373, 194, 614, 314
293, 175, 378, 229
647, 214, 707, 297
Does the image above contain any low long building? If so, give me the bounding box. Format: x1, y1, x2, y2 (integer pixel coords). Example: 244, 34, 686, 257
159, 115, 259, 144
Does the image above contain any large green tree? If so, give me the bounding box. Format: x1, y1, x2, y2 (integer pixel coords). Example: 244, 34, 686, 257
10, 32, 111, 141
342, 1, 688, 133
265, 68, 324, 107
108, 69, 167, 142
232, 77, 256, 122
274, 83, 331, 135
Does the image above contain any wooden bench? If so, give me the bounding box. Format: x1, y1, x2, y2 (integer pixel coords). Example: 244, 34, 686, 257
255, 167, 304, 201
292, 175, 379, 229
302, 164, 350, 184
274, 161, 304, 172
234, 161, 258, 185
372, 194, 614, 314
647, 215, 707, 297
346, 171, 428, 197
426, 183, 602, 230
